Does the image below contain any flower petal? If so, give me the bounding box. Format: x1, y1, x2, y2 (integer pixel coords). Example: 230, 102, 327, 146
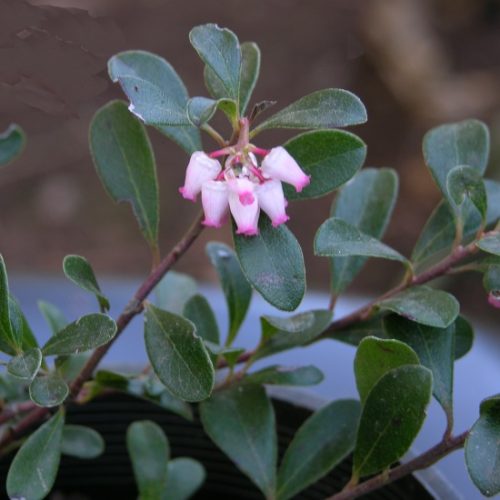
261, 146, 310, 192
201, 180, 229, 228
228, 181, 260, 236
256, 179, 289, 227
179, 152, 221, 201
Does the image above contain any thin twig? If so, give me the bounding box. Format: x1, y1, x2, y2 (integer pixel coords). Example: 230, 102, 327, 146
325, 431, 468, 500
0, 401, 36, 426
0, 212, 205, 452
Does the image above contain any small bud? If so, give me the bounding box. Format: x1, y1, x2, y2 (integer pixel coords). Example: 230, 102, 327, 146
179, 152, 221, 201
256, 179, 289, 227
201, 180, 229, 228
261, 146, 310, 192
488, 291, 500, 309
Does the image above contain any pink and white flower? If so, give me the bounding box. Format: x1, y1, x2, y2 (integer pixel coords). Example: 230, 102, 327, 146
179, 136, 309, 236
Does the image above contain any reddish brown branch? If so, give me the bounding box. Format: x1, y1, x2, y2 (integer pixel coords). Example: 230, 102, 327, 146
0, 212, 204, 451
326, 431, 468, 500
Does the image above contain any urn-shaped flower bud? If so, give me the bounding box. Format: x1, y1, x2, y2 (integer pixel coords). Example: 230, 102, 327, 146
228, 178, 260, 235
256, 179, 289, 227
179, 152, 221, 201
201, 180, 229, 228
488, 291, 500, 309
261, 146, 310, 192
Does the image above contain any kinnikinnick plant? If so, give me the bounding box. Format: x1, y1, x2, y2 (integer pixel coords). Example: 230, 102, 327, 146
0, 23, 499, 500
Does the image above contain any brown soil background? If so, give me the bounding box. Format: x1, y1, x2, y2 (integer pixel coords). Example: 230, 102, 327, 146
1, 0, 500, 319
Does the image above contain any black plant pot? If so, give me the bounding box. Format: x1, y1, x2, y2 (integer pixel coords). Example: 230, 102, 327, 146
0, 391, 445, 499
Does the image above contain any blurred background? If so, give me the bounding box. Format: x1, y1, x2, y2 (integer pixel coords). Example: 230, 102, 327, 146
1, 0, 500, 320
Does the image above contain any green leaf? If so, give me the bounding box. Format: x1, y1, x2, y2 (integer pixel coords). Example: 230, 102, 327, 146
423, 119, 489, 200
252, 89, 367, 135
233, 216, 305, 311
0, 124, 25, 166
277, 400, 361, 500
190, 24, 241, 101
30, 372, 69, 407
477, 233, 500, 256
239, 42, 261, 115
144, 304, 214, 402
0, 255, 16, 355
379, 286, 459, 328
6, 410, 64, 500
183, 294, 220, 344
61, 425, 105, 459
127, 420, 169, 499
455, 315, 474, 359
63, 255, 110, 312
9, 295, 38, 350
484, 265, 500, 294
315, 218, 409, 267
90, 100, 159, 250
155, 123, 202, 155
155, 270, 197, 315
38, 300, 67, 335
283, 130, 367, 201
200, 383, 277, 497
204, 342, 244, 369
7, 347, 42, 380
353, 365, 432, 477
108, 50, 192, 126
165, 458, 206, 500
187, 96, 238, 127
465, 395, 500, 497
245, 365, 324, 386
383, 315, 454, 417
206, 242, 251, 344
158, 390, 194, 421
331, 316, 386, 346
42, 313, 117, 356
354, 337, 420, 405
447, 165, 487, 224
254, 310, 332, 360
330, 168, 399, 294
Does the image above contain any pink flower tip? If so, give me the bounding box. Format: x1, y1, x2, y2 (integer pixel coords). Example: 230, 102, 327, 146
488, 292, 500, 309
271, 214, 290, 227
295, 175, 311, 193
236, 226, 259, 236
202, 219, 224, 228
179, 186, 196, 201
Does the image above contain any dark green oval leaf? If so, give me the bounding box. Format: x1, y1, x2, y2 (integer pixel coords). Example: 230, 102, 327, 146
233, 216, 305, 311
90, 100, 159, 250
127, 420, 169, 499
447, 165, 487, 224
379, 286, 459, 328
0, 124, 25, 166
155, 270, 197, 315
455, 315, 474, 359
315, 218, 409, 266
187, 96, 237, 127
61, 425, 105, 459
9, 294, 38, 351
245, 365, 324, 387
277, 400, 361, 500
477, 233, 500, 256
331, 316, 386, 346
42, 313, 117, 356
353, 365, 432, 477
63, 255, 109, 312
165, 458, 206, 500
283, 130, 367, 200
38, 300, 67, 335
423, 119, 489, 199
330, 168, 398, 295
354, 336, 420, 405
239, 42, 261, 115
183, 294, 220, 345
206, 242, 251, 344
145, 304, 214, 402
0, 255, 16, 355
30, 373, 69, 407
383, 315, 454, 417
6, 410, 64, 500
190, 24, 241, 101
200, 383, 277, 497
108, 50, 191, 126
252, 89, 367, 135
465, 395, 500, 497
8, 347, 42, 380
254, 309, 332, 360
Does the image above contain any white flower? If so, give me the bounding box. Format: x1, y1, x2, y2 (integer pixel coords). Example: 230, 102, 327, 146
261, 146, 310, 192
179, 152, 221, 201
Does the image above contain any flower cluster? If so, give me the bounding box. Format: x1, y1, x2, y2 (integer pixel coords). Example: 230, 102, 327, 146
179, 145, 310, 236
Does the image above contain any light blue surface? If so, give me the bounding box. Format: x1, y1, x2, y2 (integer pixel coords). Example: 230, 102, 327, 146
9, 275, 500, 499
